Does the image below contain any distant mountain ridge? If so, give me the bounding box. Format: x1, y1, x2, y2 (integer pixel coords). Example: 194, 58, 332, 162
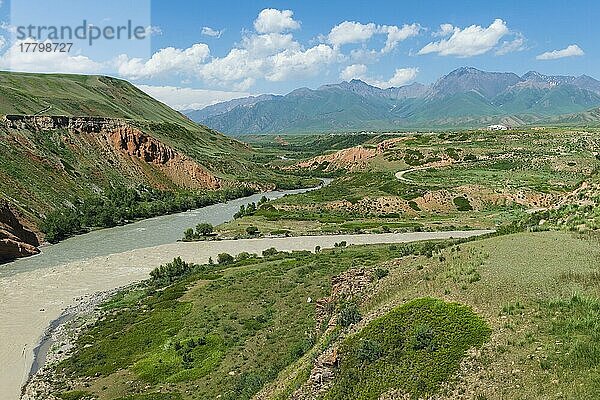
184, 67, 600, 134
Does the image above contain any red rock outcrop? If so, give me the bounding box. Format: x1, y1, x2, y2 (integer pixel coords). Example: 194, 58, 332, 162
3, 115, 223, 190
0, 201, 40, 263
107, 126, 222, 189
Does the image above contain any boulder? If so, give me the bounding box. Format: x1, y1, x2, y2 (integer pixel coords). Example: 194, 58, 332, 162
0, 201, 40, 263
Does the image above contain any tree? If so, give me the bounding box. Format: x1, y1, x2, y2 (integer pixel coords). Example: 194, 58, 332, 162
183, 228, 195, 241
217, 253, 235, 265
246, 226, 259, 236
262, 247, 279, 257
196, 222, 214, 236
236, 252, 251, 261
234, 204, 246, 219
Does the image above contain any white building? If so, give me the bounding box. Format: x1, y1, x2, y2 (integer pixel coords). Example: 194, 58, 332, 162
486, 124, 509, 131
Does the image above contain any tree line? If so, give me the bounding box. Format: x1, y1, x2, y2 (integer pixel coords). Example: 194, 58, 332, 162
41, 185, 255, 243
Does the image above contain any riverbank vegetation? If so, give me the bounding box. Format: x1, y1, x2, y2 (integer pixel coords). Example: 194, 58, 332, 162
38, 229, 600, 399
40, 185, 254, 243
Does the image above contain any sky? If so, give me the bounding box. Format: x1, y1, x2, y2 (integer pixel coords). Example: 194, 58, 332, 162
0, 0, 597, 110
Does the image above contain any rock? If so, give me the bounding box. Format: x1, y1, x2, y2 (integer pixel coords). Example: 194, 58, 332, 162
3, 115, 224, 190
0, 201, 40, 263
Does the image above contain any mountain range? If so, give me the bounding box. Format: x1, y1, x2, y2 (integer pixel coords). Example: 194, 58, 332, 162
185, 67, 600, 134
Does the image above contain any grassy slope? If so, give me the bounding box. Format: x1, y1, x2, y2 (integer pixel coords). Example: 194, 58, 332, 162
0, 71, 192, 125
49, 230, 600, 399
54, 245, 411, 400
0, 72, 311, 223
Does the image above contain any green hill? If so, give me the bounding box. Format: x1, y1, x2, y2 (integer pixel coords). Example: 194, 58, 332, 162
0, 71, 308, 237
35, 230, 600, 399
0, 72, 192, 125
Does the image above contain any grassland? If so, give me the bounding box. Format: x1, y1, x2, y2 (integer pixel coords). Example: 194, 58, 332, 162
216, 128, 598, 238
0, 71, 317, 231
41, 229, 600, 399
0, 72, 192, 125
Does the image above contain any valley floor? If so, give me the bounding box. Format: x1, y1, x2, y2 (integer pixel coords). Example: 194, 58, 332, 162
4, 231, 489, 400
21, 229, 600, 400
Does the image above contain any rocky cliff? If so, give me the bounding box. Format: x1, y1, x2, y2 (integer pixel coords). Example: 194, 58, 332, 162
0, 201, 40, 263
3, 115, 223, 190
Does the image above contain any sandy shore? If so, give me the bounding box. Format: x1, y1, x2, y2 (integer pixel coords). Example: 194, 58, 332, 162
0, 230, 492, 400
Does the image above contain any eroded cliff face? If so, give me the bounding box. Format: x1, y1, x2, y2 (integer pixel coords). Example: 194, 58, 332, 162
3, 115, 222, 190
0, 201, 40, 263
108, 125, 222, 189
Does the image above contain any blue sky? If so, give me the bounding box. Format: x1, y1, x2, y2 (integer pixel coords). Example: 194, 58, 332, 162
0, 0, 597, 109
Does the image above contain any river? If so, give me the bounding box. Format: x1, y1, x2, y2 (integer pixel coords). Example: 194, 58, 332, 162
0, 181, 492, 399
0, 185, 318, 278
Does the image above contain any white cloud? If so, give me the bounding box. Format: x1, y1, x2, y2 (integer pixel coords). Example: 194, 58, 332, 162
267, 44, 338, 81
536, 44, 584, 60
327, 21, 420, 53
201, 26, 223, 38
365, 67, 419, 89
433, 23, 455, 37
328, 21, 378, 47
0, 35, 5, 50
339, 64, 418, 89
496, 33, 526, 55
380, 24, 421, 53
115, 43, 210, 79
240, 32, 298, 56
340, 63, 368, 81
197, 48, 264, 90
254, 9, 300, 34
199, 37, 338, 89
418, 19, 509, 57
136, 84, 249, 110
0, 39, 103, 73
134, 30, 334, 90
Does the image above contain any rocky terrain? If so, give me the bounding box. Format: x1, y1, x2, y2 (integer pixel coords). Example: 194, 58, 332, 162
4, 115, 224, 190
0, 201, 40, 263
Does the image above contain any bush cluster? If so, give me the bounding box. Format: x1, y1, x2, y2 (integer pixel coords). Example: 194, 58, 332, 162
41, 185, 254, 243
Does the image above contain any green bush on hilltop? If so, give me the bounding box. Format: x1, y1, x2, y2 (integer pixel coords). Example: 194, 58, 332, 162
326, 298, 490, 400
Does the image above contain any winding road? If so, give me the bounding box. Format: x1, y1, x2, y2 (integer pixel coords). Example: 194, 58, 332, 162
394, 166, 429, 183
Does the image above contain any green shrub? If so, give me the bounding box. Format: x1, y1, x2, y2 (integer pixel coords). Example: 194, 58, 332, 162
183, 228, 195, 241
58, 391, 92, 400
217, 253, 235, 265
373, 268, 389, 280
326, 298, 490, 399
338, 302, 362, 327
262, 247, 279, 257
150, 257, 196, 286
453, 196, 473, 211
196, 223, 214, 236
246, 226, 260, 236
408, 200, 421, 211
